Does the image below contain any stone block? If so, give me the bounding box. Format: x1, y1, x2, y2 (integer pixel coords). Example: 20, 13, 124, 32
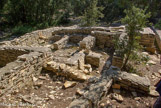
66, 51, 85, 70
112, 56, 123, 68
115, 72, 151, 93
53, 35, 69, 50
79, 35, 95, 50
85, 52, 102, 67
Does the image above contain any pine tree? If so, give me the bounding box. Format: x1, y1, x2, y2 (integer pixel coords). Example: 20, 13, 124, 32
81, 0, 104, 26
121, 6, 151, 69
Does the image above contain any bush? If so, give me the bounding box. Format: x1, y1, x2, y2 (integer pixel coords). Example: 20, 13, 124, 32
12, 25, 35, 36
155, 19, 161, 30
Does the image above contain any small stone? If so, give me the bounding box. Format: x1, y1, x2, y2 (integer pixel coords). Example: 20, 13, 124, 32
49, 95, 55, 100
48, 86, 54, 89
142, 52, 149, 56
34, 81, 43, 87
50, 91, 56, 94
106, 100, 110, 105
60, 93, 63, 96
63, 81, 76, 89
33, 77, 38, 82
100, 103, 105, 107
39, 76, 46, 80
134, 97, 141, 101
76, 89, 85, 96
152, 72, 160, 78
96, 71, 100, 74
112, 84, 121, 89
56, 81, 61, 84
147, 60, 156, 65
84, 69, 90, 74
146, 103, 149, 107
132, 92, 137, 97
151, 75, 156, 79
158, 69, 161, 74
112, 93, 123, 102
149, 86, 159, 97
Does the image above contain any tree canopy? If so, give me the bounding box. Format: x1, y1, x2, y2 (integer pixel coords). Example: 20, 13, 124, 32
0, 0, 161, 34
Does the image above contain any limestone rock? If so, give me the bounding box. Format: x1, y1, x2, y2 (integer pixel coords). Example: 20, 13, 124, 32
149, 86, 159, 97
111, 93, 123, 102
134, 97, 141, 101
79, 35, 95, 50
63, 81, 77, 89
49, 95, 55, 100
34, 81, 43, 87
158, 69, 161, 74
112, 56, 123, 68
39, 76, 46, 80
76, 89, 85, 96
115, 72, 151, 93
147, 60, 156, 65
33, 77, 38, 82
86, 51, 102, 67
53, 35, 69, 50
84, 64, 92, 73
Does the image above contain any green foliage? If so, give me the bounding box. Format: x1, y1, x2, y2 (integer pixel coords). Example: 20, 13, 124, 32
1, 0, 72, 26
155, 19, 161, 30
81, 0, 104, 26
121, 6, 151, 69
0, 0, 161, 36
11, 25, 36, 36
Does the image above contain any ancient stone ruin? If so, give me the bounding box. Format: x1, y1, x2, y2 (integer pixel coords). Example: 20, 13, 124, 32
0, 25, 160, 107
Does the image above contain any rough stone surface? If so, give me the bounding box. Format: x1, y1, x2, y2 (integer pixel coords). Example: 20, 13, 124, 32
0, 50, 52, 96
69, 69, 115, 108
91, 31, 121, 49
44, 61, 90, 81
63, 81, 77, 89
0, 46, 51, 67
85, 51, 103, 67
140, 28, 156, 53
112, 56, 123, 68
115, 72, 151, 93
53, 35, 69, 50
66, 51, 85, 70
79, 35, 95, 50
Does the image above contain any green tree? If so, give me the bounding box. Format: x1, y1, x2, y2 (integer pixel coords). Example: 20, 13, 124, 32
121, 6, 151, 69
81, 0, 104, 26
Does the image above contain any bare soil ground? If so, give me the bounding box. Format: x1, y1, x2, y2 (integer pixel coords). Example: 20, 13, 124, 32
0, 54, 160, 108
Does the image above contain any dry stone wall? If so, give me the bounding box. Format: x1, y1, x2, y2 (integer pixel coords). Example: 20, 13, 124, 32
0, 50, 52, 96
0, 46, 51, 67
91, 31, 121, 49
140, 28, 156, 53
